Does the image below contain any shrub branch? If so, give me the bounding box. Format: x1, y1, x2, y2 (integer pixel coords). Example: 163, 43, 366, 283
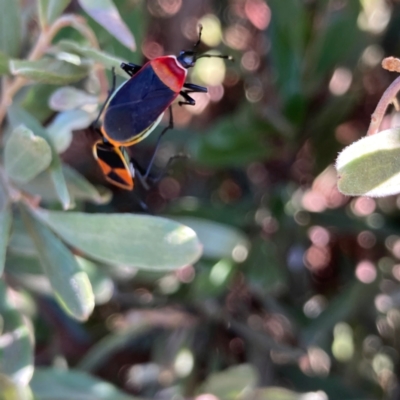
0, 14, 108, 132
367, 58, 400, 136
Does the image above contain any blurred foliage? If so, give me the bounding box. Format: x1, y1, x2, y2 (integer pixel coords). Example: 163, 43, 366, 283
2, 0, 400, 399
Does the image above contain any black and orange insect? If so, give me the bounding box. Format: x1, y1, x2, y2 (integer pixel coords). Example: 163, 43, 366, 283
92, 140, 134, 190
93, 26, 232, 190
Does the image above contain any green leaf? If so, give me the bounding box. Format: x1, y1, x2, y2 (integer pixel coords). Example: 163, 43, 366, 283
174, 217, 250, 260
7, 252, 113, 303
336, 128, 400, 197
10, 58, 88, 85
78, 320, 152, 371
46, 109, 92, 153
38, 0, 70, 28
62, 165, 111, 204
20, 84, 57, 123
311, 93, 359, 172
49, 86, 97, 111
0, 374, 33, 400
5, 253, 52, 296
191, 259, 235, 300
198, 364, 257, 399
77, 0, 136, 50
0, 205, 12, 276
0, 178, 8, 215
50, 167, 71, 209
7, 106, 71, 209
0, 281, 34, 385
76, 256, 114, 305
57, 40, 126, 76
8, 217, 36, 257
302, 281, 376, 347
4, 125, 52, 184
0, 0, 21, 57
191, 108, 270, 167
242, 238, 287, 295
33, 208, 203, 270
20, 206, 95, 321
31, 368, 140, 400
0, 51, 9, 75
304, 2, 361, 92
19, 165, 111, 205
268, 0, 306, 100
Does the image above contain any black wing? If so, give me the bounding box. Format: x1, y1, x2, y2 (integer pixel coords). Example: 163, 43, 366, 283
103, 64, 177, 144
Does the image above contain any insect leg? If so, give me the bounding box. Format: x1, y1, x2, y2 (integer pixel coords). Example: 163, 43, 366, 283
142, 107, 174, 180
120, 62, 142, 77
178, 91, 196, 106
183, 83, 208, 93
129, 158, 150, 191
150, 154, 188, 184
93, 67, 117, 127
179, 82, 209, 106
132, 154, 188, 188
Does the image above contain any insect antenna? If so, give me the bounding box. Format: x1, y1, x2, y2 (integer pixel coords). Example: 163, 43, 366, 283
193, 24, 203, 49
193, 24, 233, 62
195, 54, 234, 61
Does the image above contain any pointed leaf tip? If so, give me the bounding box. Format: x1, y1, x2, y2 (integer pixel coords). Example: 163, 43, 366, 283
33, 209, 203, 270
78, 0, 136, 50
4, 125, 52, 184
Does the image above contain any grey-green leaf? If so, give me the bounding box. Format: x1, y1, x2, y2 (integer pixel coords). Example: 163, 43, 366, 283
0, 0, 21, 57
4, 125, 52, 184
21, 84, 57, 123
46, 109, 93, 153
76, 256, 114, 305
252, 387, 311, 400
20, 206, 95, 321
10, 58, 88, 85
174, 217, 250, 260
18, 166, 111, 205
57, 40, 126, 76
7, 105, 71, 209
0, 205, 12, 276
336, 128, 400, 197
0, 280, 34, 385
33, 209, 203, 270
198, 364, 257, 399
78, 0, 136, 50
62, 165, 111, 204
38, 0, 70, 28
31, 368, 140, 400
78, 323, 151, 372
0, 174, 8, 213
8, 217, 36, 257
5, 253, 53, 296
49, 86, 98, 111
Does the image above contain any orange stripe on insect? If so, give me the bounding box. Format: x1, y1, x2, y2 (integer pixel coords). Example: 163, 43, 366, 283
113, 167, 132, 186
97, 158, 112, 175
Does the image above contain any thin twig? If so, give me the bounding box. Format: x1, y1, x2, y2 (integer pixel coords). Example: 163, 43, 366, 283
0, 14, 107, 132
367, 75, 400, 136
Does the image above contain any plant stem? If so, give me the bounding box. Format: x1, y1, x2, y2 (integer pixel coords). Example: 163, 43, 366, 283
367, 75, 400, 136
0, 14, 107, 132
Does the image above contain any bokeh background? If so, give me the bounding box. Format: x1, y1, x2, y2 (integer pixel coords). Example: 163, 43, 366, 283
11, 0, 400, 399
